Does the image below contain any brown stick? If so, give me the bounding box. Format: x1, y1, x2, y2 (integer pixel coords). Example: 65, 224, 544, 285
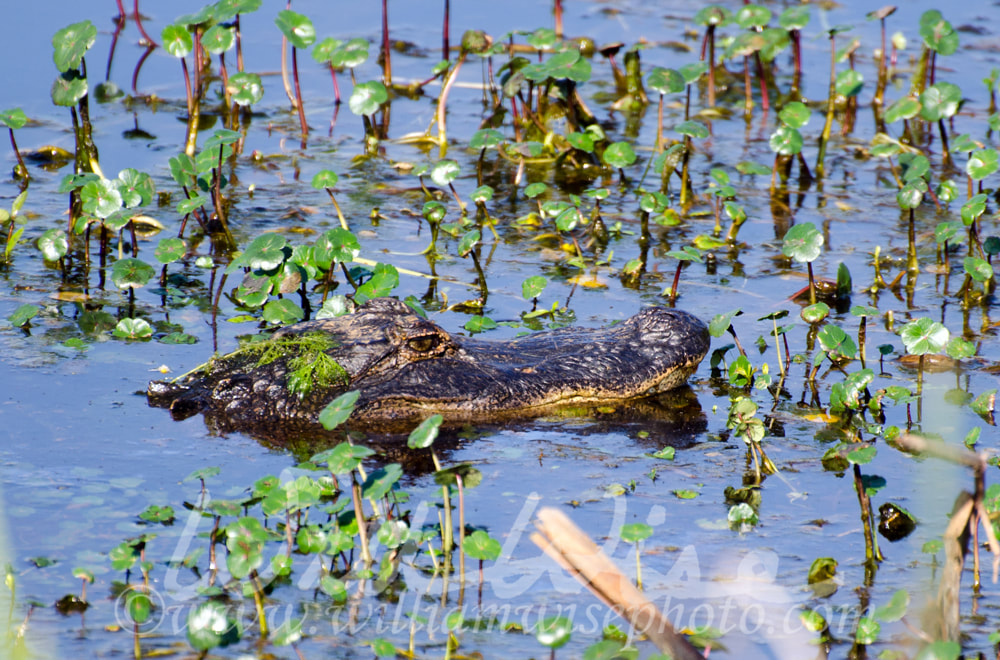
531, 507, 703, 660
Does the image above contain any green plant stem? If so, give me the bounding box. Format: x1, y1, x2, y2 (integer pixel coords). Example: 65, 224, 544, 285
807, 262, 816, 304
351, 473, 372, 565
853, 464, 883, 564
634, 544, 643, 590
323, 189, 348, 230
457, 474, 466, 586
430, 450, 454, 571
816, 34, 836, 179
250, 570, 269, 637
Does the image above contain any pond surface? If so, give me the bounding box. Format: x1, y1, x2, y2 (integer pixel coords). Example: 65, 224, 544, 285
1, 0, 999, 658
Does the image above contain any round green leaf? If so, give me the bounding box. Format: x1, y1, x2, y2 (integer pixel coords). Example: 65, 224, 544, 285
51, 70, 89, 107
202, 24, 235, 54
262, 299, 304, 325
835, 69, 864, 98
967, 148, 999, 181
769, 125, 803, 155
312, 37, 343, 64
431, 159, 460, 187
464, 315, 497, 334
52, 21, 97, 72
320, 575, 347, 602
312, 169, 338, 189
779, 6, 811, 30
463, 530, 502, 560
961, 194, 987, 224
470, 129, 504, 150
81, 178, 123, 219
647, 67, 685, 95
355, 263, 399, 302
9, 304, 39, 328
675, 120, 709, 139
227, 72, 264, 106
111, 258, 155, 289
900, 317, 949, 355
522, 275, 547, 300
919, 82, 962, 121
885, 97, 921, 124
873, 590, 910, 623
782, 222, 823, 263
319, 391, 360, 430
271, 618, 303, 647
275, 10, 316, 50
315, 228, 360, 269
243, 234, 288, 272
524, 182, 548, 199
620, 523, 653, 543
155, 237, 186, 264
535, 616, 572, 649
38, 229, 68, 261
735, 4, 771, 29
963, 257, 993, 283
296, 525, 328, 554
919, 10, 959, 56
0, 108, 27, 130
603, 142, 637, 169
407, 414, 443, 449
113, 318, 153, 339
125, 590, 151, 624
854, 616, 881, 645
331, 38, 370, 69
349, 81, 388, 116
161, 24, 194, 58
779, 102, 811, 128
800, 302, 830, 324
187, 600, 240, 651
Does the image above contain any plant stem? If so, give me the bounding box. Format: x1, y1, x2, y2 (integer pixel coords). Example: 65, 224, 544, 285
351, 473, 372, 565
381, 0, 392, 85
292, 47, 308, 136
816, 33, 836, 179
437, 51, 468, 155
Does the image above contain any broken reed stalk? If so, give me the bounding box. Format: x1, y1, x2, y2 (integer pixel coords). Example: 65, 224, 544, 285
531, 507, 703, 660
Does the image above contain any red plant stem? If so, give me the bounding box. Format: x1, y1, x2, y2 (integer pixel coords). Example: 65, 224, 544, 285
219, 53, 230, 107
381, 0, 392, 85
181, 57, 193, 116
133, 0, 157, 47
707, 26, 716, 107
235, 14, 244, 72
292, 47, 308, 136
442, 0, 450, 61
753, 52, 769, 110
554, 0, 563, 39
8, 129, 27, 179
329, 65, 342, 105
107, 11, 125, 80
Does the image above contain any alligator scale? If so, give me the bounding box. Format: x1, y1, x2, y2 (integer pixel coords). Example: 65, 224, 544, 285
147, 298, 709, 434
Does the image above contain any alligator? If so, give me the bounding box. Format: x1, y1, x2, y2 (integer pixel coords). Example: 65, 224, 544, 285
147, 297, 710, 436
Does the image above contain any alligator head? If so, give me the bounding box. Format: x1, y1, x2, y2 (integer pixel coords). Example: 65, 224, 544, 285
147, 297, 710, 434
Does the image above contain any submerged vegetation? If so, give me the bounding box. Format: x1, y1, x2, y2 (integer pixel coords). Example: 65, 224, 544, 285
1, 0, 1000, 658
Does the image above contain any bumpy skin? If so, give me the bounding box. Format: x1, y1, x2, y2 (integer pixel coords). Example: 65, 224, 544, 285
147, 297, 710, 432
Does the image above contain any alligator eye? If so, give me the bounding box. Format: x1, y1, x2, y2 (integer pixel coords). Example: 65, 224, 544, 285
407, 335, 440, 353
